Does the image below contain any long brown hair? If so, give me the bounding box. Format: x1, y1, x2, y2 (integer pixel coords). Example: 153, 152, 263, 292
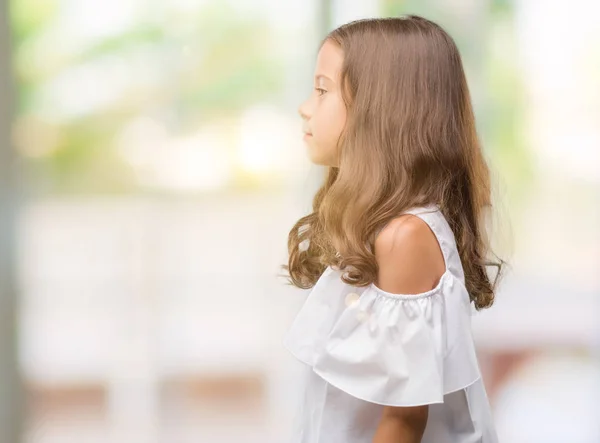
284, 16, 503, 310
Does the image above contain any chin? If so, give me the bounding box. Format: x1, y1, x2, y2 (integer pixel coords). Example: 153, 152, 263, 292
306, 143, 337, 167
308, 155, 332, 167
306, 152, 328, 167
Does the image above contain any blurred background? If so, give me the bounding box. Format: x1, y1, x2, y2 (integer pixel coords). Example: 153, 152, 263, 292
0, 0, 599, 442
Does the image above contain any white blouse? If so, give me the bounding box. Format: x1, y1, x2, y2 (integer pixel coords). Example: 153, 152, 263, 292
284, 205, 499, 443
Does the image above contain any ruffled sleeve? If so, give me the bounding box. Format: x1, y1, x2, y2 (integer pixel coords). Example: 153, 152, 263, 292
284, 269, 481, 407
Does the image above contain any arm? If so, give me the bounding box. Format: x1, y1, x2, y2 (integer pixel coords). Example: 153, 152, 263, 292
372, 405, 429, 443
371, 214, 446, 443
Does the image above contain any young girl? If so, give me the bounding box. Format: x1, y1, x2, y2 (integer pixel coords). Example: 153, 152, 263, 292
283, 16, 503, 443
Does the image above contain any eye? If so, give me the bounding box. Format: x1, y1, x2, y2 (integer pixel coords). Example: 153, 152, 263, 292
315, 87, 327, 97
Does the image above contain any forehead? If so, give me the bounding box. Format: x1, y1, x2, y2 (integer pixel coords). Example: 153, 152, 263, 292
315, 40, 344, 79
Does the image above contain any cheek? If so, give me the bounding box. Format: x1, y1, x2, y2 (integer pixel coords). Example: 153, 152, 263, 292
308, 101, 345, 167
331, 101, 347, 138
314, 98, 346, 145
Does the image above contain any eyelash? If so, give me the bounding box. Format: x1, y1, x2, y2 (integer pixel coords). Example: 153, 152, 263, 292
315, 88, 327, 96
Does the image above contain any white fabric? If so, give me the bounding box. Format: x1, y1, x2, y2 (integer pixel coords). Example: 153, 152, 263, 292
284, 205, 498, 442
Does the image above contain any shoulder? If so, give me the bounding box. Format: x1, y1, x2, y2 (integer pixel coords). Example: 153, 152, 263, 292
374, 214, 446, 295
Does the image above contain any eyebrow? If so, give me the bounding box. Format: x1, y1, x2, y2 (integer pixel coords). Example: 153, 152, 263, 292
315, 74, 334, 83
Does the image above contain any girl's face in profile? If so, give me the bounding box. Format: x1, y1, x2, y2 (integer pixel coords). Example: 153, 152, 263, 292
298, 40, 347, 167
